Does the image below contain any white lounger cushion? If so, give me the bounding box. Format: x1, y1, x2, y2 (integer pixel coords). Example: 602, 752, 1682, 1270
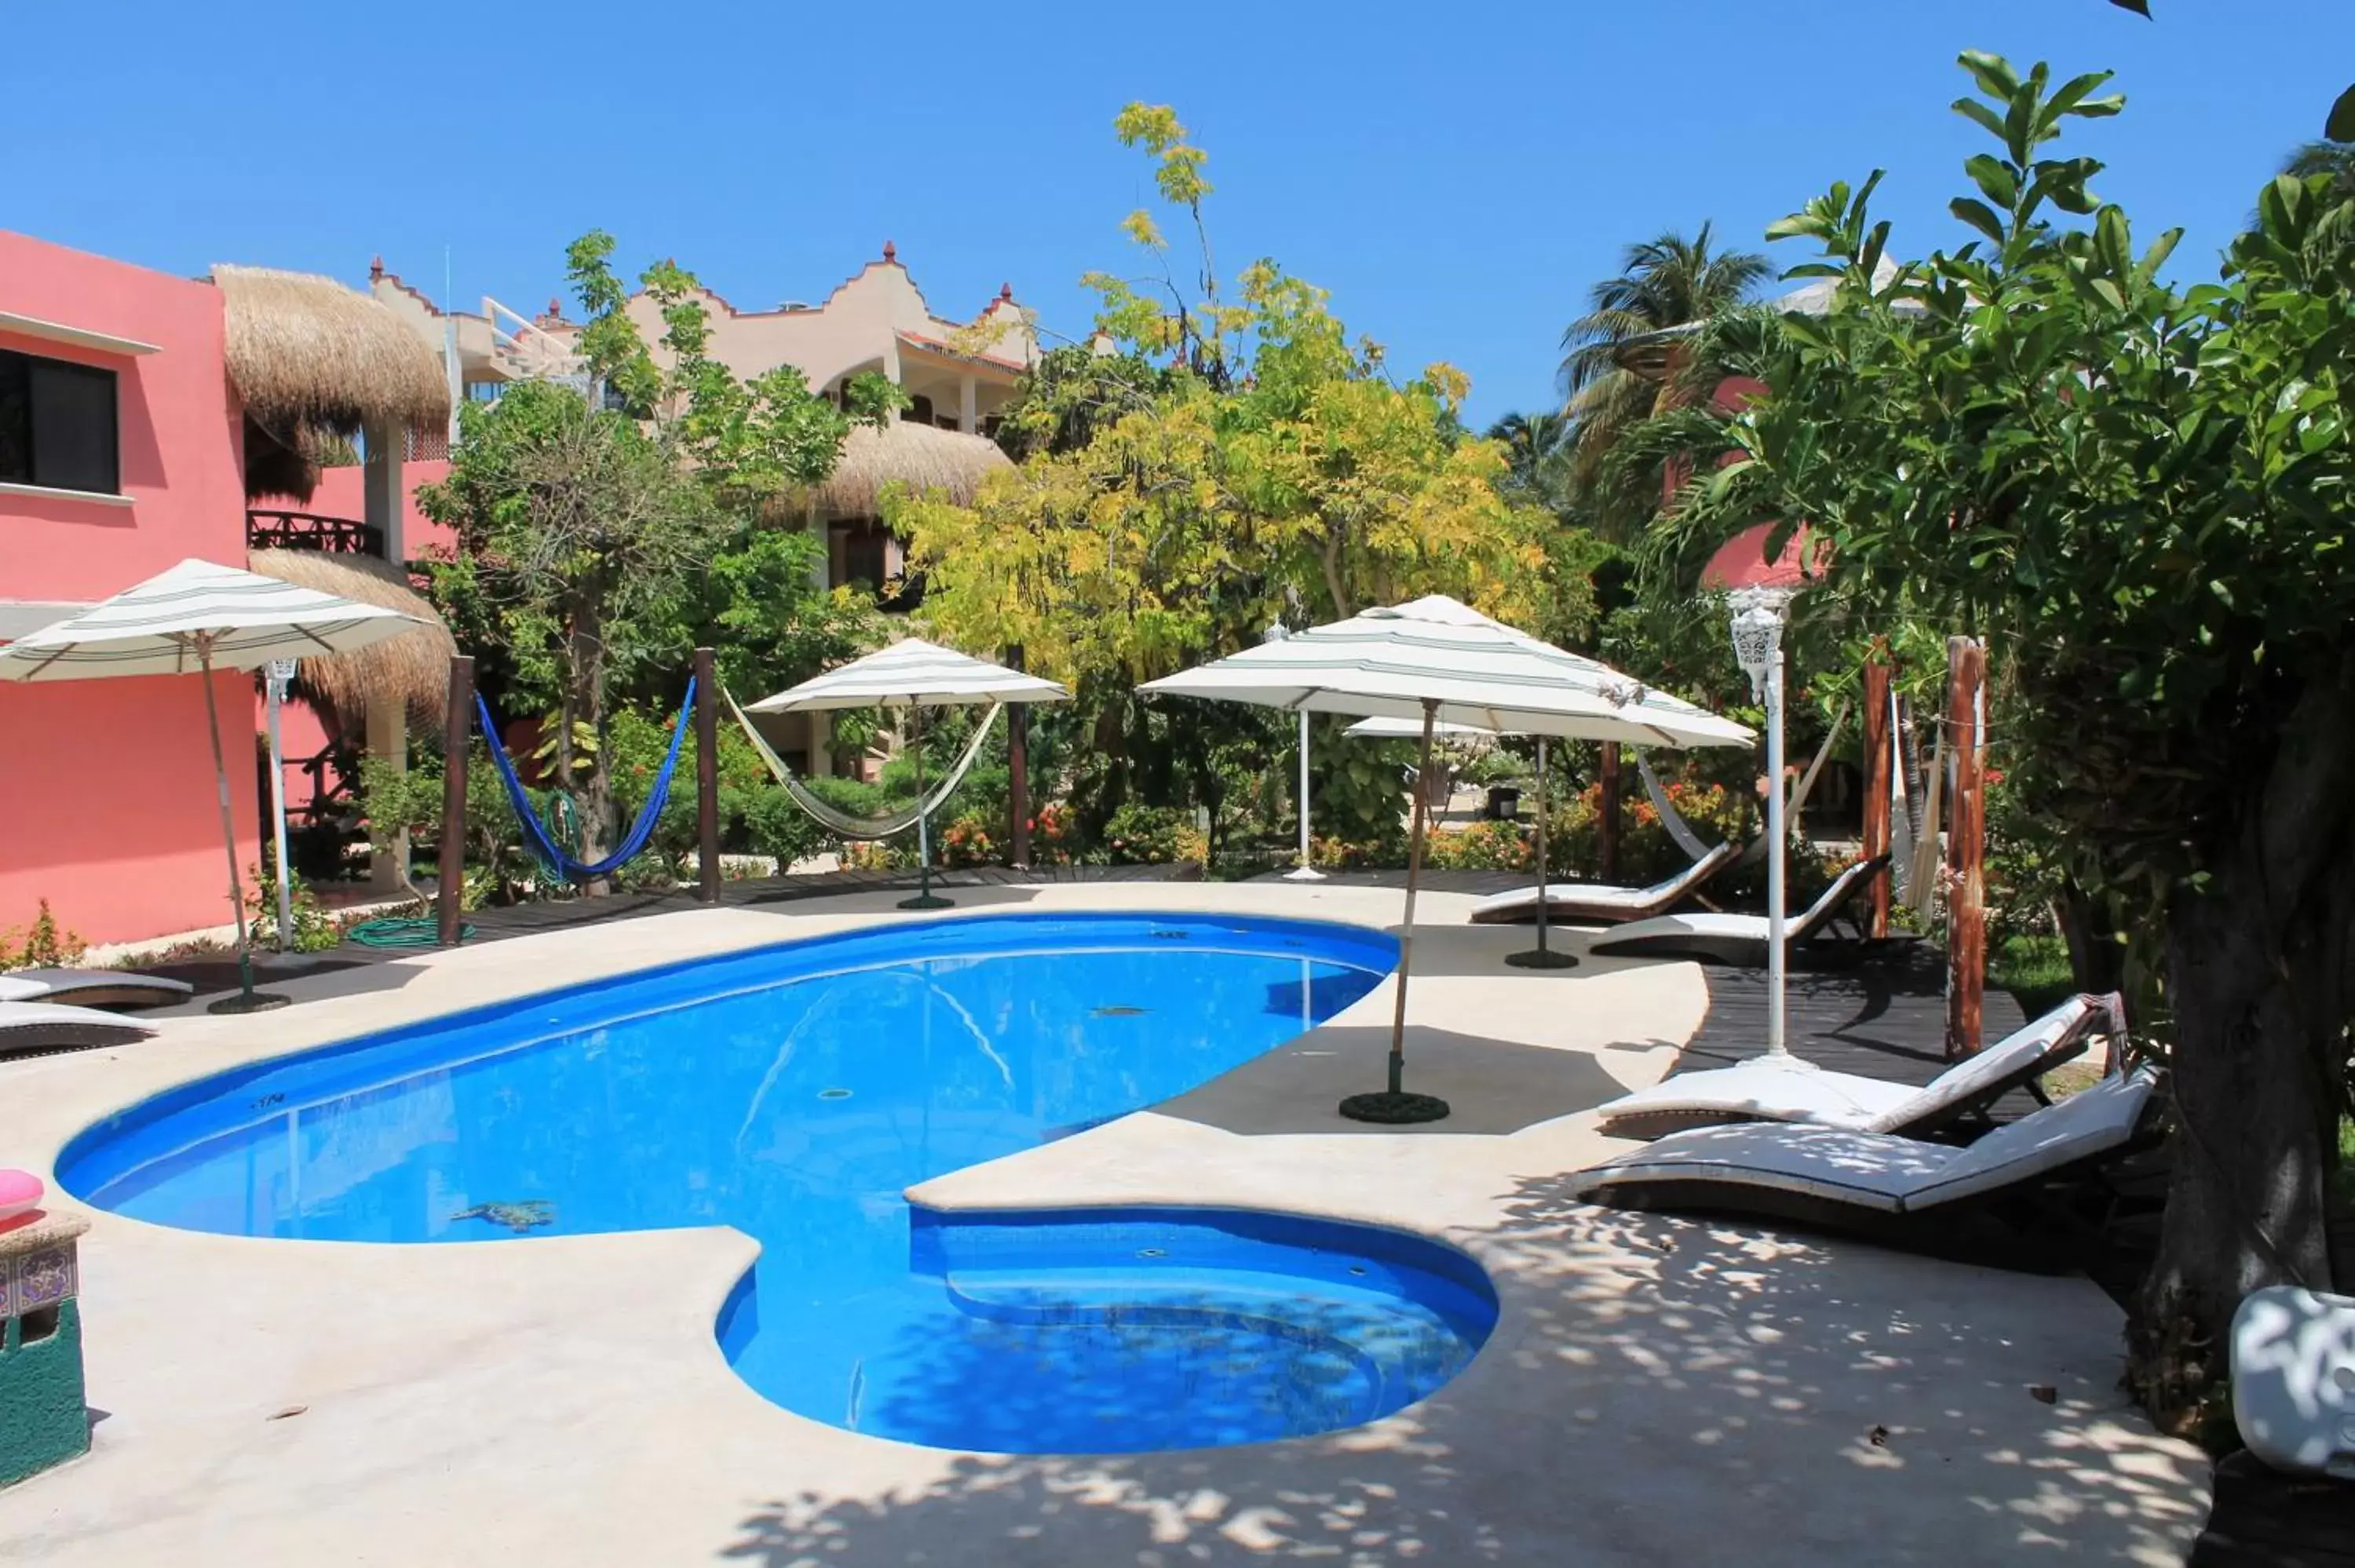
0, 968, 193, 1005
1591, 855, 1886, 958
1470, 844, 1736, 924
2229, 1285, 2355, 1479
1597, 994, 2105, 1136
0, 1000, 159, 1039
1572, 1068, 2157, 1216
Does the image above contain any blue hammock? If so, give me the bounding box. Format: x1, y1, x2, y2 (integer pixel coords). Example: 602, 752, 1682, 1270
477, 679, 696, 882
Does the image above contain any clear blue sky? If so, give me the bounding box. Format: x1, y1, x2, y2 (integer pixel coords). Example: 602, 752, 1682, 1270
6, 0, 2343, 428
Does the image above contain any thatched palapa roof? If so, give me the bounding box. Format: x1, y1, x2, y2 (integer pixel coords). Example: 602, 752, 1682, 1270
247, 549, 457, 730
214, 265, 450, 440
812, 420, 1012, 516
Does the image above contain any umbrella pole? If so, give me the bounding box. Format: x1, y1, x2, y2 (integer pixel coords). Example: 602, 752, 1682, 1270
1339, 698, 1449, 1125
199, 639, 288, 1015
900, 706, 952, 911
1507, 735, 1576, 970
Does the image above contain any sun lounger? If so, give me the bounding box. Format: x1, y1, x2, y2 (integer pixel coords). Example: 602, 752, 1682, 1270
1568, 1066, 2160, 1225
1586, 854, 1890, 966
1596, 991, 2121, 1140
0, 1001, 158, 1054
0, 968, 193, 1010
1469, 841, 1741, 928
2230, 1285, 2355, 1480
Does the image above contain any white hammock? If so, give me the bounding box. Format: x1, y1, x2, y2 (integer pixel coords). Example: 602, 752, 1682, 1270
1634, 699, 1849, 867
725, 687, 1002, 841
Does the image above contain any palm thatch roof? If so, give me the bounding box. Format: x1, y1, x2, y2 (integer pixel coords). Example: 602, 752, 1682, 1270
246, 549, 457, 730
812, 420, 1012, 517
214, 265, 449, 441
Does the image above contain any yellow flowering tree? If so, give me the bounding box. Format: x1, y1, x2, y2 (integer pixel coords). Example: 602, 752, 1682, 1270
893, 106, 1562, 696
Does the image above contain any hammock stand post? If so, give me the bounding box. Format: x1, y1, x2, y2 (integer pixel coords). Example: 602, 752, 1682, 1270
438, 655, 473, 947
695, 647, 721, 904
1860, 642, 1893, 939
898, 703, 953, 911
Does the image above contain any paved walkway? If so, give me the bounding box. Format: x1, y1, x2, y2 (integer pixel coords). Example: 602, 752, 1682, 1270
0, 883, 2207, 1566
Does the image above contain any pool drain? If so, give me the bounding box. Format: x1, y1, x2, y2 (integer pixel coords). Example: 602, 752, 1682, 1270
817, 1087, 853, 1101
1091, 1005, 1149, 1018
1136, 1247, 1167, 1259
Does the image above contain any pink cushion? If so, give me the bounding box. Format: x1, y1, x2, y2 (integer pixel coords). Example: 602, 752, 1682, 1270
0, 1169, 43, 1221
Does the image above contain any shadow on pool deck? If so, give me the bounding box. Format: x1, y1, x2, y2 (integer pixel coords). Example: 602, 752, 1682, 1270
1156, 1023, 1644, 1137
718, 1187, 2208, 1567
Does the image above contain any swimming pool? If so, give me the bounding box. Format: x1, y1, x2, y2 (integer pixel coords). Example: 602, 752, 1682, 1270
59, 912, 1499, 1451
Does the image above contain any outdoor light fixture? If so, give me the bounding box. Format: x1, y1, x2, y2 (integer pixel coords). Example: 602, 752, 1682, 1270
1729, 589, 1793, 1057
264, 658, 300, 957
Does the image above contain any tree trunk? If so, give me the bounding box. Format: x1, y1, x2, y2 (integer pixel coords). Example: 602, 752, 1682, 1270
2054, 881, 2126, 995
569, 596, 612, 895
2130, 679, 2355, 1431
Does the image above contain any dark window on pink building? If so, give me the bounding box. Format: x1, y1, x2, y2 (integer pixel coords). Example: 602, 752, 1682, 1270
0, 349, 120, 494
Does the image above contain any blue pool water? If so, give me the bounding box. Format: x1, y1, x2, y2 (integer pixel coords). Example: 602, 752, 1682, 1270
60, 913, 1498, 1452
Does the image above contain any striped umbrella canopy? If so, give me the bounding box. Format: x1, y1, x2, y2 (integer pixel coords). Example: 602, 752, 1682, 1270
747, 637, 1068, 713
0, 557, 425, 1013
749, 638, 1066, 912
1140, 596, 1751, 749
0, 557, 423, 680
1140, 596, 1750, 1125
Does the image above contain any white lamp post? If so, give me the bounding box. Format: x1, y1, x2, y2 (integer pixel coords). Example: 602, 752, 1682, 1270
264, 658, 299, 957
1266, 622, 1324, 881
1729, 589, 1791, 1057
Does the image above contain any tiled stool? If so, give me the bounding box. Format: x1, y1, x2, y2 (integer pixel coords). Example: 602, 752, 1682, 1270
0, 1211, 91, 1487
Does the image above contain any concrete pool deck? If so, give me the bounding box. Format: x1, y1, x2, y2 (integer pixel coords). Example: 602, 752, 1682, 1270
0, 881, 2208, 1566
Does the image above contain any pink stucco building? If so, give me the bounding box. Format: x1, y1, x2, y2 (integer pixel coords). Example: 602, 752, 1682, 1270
0, 231, 450, 947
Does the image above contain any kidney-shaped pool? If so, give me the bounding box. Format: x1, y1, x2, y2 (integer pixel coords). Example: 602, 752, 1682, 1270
59, 912, 1499, 1452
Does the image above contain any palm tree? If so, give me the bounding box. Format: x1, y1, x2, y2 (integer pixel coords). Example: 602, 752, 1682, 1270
1556, 225, 1769, 513
1485, 409, 1572, 510
2283, 140, 2355, 202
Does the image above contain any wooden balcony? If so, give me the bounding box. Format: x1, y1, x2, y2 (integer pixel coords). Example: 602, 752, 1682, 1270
246, 509, 385, 556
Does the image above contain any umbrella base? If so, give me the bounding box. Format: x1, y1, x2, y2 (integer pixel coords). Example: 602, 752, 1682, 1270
1338, 1091, 1451, 1125
1280, 865, 1327, 882
1505, 948, 1579, 970
897, 894, 956, 911
208, 990, 292, 1016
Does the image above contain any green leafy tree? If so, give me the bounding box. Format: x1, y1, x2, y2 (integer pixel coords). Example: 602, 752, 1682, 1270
424, 234, 896, 877
1637, 52, 2355, 1427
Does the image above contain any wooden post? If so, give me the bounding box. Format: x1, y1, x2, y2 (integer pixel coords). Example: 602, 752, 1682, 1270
1597, 742, 1622, 882
695, 647, 721, 903
1860, 642, 1893, 939
1944, 636, 1987, 1059
1006, 644, 1031, 870
438, 655, 473, 946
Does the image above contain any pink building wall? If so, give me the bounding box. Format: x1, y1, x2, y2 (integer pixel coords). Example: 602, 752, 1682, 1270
0, 230, 261, 946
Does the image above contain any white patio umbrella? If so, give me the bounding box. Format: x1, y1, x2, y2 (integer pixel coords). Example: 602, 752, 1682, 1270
750, 638, 1067, 910
1142, 595, 1751, 1123
1345, 713, 1576, 971
0, 559, 425, 1013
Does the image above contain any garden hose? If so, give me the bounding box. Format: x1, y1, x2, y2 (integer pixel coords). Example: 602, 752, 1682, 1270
347, 916, 473, 948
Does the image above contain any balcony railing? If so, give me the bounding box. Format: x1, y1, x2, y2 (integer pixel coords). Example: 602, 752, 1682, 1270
246, 509, 385, 556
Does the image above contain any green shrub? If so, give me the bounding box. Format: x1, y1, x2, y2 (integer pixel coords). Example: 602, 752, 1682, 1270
1102, 804, 1201, 866
1424, 820, 1535, 871
938, 812, 998, 867
244, 859, 345, 954
1, 899, 87, 968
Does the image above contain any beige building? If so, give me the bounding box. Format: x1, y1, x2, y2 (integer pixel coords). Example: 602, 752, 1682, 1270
370, 242, 1030, 774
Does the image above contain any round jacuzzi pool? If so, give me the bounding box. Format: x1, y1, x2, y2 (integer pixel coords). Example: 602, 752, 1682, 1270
59, 911, 1497, 1450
